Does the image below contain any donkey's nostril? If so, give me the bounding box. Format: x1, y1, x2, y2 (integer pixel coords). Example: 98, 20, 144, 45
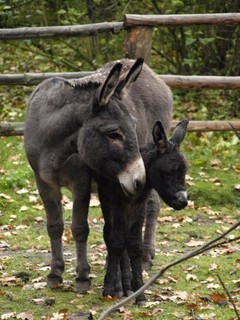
179, 196, 188, 207
134, 179, 143, 191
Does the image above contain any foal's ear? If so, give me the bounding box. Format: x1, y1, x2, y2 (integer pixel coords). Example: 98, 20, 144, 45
170, 119, 189, 147
152, 121, 168, 154
93, 62, 122, 109
115, 57, 144, 99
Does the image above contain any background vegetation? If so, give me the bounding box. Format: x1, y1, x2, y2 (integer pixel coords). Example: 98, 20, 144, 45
1, 0, 240, 123
0, 1, 239, 319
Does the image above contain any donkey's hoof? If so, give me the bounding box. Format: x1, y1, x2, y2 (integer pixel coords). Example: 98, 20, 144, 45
76, 279, 91, 294
136, 299, 146, 306
135, 293, 147, 306
103, 287, 115, 298
125, 290, 133, 297
142, 259, 153, 271
114, 290, 124, 298
47, 274, 63, 289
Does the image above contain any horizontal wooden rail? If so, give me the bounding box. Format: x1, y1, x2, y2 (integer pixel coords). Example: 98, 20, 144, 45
124, 13, 240, 27
1, 121, 239, 136
1, 13, 240, 41
0, 122, 25, 136
171, 120, 240, 132
1, 73, 240, 90
0, 22, 124, 40
0, 72, 93, 86
159, 75, 240, 90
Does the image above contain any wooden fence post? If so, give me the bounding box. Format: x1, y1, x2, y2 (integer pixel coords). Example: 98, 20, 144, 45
123, 26, 153, 64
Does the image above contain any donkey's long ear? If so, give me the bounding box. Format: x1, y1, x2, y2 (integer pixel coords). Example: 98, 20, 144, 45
93, 62, 122, 110
170, 120, 189, 147
116, 57, 144, 99
152, 121, 169, 154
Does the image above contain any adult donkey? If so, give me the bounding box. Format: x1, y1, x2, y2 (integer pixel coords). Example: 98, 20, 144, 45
24, 59, 146, 293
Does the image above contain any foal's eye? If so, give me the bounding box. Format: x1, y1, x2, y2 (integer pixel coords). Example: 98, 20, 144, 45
106, 131, 122, 140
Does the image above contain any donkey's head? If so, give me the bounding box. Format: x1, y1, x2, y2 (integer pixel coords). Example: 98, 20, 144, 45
78, 58, 146, 196
148, 120, 189, 210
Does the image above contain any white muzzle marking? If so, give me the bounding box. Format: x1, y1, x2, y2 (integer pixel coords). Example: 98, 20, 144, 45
176, 190, 187, 199
118, 156, 146, 196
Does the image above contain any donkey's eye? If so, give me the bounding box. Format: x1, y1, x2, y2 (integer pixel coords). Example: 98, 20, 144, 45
106, 131, 122, 140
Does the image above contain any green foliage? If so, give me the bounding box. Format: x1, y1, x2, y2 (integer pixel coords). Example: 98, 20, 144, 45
1, 0, 240, 123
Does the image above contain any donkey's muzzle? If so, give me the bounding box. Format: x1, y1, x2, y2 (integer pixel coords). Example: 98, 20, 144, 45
172, 191, 188, 210
118, 156, 146, 197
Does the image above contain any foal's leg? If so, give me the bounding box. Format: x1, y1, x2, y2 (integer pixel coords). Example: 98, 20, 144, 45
35, 173, 64, 288
142, 189, 160, 270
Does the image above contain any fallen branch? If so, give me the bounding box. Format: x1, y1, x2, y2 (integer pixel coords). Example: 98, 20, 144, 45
98, 219, 240, 320
217, 273, 240, 320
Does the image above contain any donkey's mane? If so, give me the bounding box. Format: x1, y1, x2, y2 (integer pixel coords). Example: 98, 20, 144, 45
69, 60, 134, 90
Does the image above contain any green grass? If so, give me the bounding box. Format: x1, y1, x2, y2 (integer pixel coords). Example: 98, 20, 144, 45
0, 133, 239, 320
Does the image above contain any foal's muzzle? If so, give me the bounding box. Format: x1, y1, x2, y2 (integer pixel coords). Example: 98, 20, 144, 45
172, 191, 188, 210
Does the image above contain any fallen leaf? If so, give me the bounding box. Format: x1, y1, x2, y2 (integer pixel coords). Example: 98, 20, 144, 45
209, 263, 218, 271
186, 273, 198, 281
19, 205, 28, 212
143, 301, 160, 308
199, 313, 216, 319
16, 188, 29, 194
186, 240, 205, 247
16, 311, 33, 319
30, 297, 46, 305
206, 283, 220, 289
33, 203, 44, 210
0, 193, 12, 201
1, 312, 17, 319
172, 311, 185, 318
29, 195, 37, 202
50, 312, 65, 320
209, 292, 227, 304
34, 216, 44, 223
157, 216, 173, 223
90, 194, 100, 207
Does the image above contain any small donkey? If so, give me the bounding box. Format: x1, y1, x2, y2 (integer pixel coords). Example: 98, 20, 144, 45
96, 119, 188, 304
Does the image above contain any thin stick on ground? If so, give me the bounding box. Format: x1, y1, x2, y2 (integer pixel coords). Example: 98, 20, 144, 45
217, 273, 240, 320
97, 219, 240, 320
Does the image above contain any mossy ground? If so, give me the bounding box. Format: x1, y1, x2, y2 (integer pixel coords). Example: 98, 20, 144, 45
0, 132, 239, 320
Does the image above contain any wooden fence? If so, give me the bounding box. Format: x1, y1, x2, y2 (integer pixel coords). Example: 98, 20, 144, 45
1, 13, 240, 136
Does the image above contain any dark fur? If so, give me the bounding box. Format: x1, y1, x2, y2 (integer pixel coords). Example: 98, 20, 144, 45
97, 120, 188, 303
24, 58, 175, 294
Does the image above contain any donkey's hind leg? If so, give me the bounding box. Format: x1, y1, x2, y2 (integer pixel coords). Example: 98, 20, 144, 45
35, 173, 64, 288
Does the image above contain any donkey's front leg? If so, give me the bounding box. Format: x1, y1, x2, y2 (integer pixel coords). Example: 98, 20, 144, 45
127, 217, 146, 305
103, 221, 125, 297
71, 169, 92, 293
35, 174, 65, 288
